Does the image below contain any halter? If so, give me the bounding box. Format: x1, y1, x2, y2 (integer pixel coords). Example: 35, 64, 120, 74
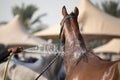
59, 15, 76, 41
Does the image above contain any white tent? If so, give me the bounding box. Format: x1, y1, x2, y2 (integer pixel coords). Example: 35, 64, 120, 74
34, 0, 120, 40
34, 24, 60, 39
0, 15, 46, 46
93, 39, 120, 54
78, 0, 120, 40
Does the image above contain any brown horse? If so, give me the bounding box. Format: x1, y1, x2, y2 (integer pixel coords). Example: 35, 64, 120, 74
60, 6, 120, 80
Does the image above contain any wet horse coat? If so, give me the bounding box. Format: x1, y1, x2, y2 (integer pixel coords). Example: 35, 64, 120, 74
60, 6, 120, 80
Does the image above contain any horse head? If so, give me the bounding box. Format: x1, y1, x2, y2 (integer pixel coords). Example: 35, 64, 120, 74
60, 6, 86, 54
60, 6, 78, 43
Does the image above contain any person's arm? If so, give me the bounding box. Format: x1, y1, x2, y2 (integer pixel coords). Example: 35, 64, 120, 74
0, 47, 23, 63
0, 50, 10, 63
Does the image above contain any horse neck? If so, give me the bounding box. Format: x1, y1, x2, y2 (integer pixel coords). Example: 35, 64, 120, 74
72, 19, 86, 51
64, 22, 87, 72
64, 36, 86, 64
64, 20, 87, 57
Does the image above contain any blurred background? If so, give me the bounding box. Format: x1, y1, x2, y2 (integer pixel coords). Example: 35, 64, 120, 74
0, 0, 108, 27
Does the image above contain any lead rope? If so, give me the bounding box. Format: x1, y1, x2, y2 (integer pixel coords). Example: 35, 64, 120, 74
2, 52, 14, 80
34, 19, 65, 80
35, 53, 59, 80
34, 24, 64, 80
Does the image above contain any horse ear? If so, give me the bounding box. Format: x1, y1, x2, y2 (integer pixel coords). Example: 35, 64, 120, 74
74, 7, 79, 16
62, 6, 68, 16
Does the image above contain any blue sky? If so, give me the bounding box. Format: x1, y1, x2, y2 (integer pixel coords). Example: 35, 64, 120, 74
0, 0, 112, 26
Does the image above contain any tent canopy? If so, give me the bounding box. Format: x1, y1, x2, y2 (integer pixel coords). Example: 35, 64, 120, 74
0, 15, 46, 46
93, 39, 120, 54
34, 24, 60, 39
79, 0, 120, 38
34, 0, 120, 40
